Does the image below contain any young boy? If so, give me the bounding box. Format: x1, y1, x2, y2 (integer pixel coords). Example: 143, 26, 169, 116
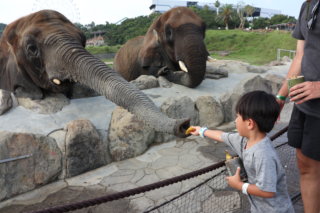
190, 91, 294, 213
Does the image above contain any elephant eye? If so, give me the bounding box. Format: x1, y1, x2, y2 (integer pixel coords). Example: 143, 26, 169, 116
165, 25, 174, 43
27, 43, 39, 57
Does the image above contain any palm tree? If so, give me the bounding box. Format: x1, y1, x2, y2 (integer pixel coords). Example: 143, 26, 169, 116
244, 4, 255, 28
237, 1, 246, 29
220, 4, 233, 30
214, 0, 221, 15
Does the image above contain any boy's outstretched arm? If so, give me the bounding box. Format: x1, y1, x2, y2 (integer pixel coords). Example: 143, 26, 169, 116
190, 126, 224, 142
227, 167, 275, 198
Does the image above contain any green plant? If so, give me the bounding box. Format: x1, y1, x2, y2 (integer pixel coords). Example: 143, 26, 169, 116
205, 29, 296, 65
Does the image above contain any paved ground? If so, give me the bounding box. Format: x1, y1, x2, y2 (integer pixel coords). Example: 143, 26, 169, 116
0, 123, 303, 213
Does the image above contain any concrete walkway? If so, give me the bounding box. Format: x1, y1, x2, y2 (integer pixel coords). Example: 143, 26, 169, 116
0, 123, 303, 213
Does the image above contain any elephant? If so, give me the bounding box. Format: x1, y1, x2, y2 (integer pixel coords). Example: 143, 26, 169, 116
113, 7, 209, 88
0, 10, 190, 137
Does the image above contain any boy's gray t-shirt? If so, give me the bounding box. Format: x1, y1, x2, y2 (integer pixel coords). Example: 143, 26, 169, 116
222, 132, 294, 213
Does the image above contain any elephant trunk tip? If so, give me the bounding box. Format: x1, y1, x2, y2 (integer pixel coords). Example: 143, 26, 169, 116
174, 118, 191, 138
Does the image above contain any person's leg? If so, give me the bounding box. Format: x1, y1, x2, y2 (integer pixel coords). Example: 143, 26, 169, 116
296, 149, 320, 213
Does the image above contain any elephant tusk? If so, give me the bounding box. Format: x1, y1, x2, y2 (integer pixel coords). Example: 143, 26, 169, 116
179, 61, 188, 73
53, 79, 61, 85
207, 56, 216, 62
153, 29, 160, 44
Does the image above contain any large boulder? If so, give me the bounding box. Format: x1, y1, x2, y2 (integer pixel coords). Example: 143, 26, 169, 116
17, 93, 69, 114
65, 120, 106, 177
205, 63, 229, 79
131, 75, 159, 90
196, 96, 224, 128
221, 75, 274, 122
0, 90, 12, 115
154, 96, 199, 143
0, 131, 62, 201
108, 107, 155, 161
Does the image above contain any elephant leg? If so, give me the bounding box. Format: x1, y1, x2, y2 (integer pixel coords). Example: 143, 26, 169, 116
14, 86, 43, 99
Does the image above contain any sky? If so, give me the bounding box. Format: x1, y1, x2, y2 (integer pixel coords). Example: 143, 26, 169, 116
0, 0, 304, 25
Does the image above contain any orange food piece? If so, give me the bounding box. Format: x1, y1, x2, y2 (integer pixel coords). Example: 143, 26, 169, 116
185, 127, 196, 135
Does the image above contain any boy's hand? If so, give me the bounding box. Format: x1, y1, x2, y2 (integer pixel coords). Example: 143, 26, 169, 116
226, 167, 243, 190
189, 126, 201, 136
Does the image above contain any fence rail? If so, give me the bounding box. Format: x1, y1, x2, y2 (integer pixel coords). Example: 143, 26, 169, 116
277, 48, 296, 61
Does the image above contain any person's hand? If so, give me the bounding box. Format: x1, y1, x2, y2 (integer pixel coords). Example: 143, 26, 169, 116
189, 126, 201, 136
289, 81, 320, 104
226, 167, 243, 190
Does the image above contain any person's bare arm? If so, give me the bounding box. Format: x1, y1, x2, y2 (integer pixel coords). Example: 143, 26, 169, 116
190, 126, 224, 142
227, 167, 275, 198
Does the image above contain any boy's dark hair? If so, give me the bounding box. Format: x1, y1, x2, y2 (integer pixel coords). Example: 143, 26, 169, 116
235, 90, 280, 133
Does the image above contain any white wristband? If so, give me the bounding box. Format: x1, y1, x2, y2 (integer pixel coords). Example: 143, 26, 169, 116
242, 183, 249, 195
199, 127, 208, 138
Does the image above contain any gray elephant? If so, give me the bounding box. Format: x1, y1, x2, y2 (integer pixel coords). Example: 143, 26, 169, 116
0, 10, 189, 137
113, 7, 209, 88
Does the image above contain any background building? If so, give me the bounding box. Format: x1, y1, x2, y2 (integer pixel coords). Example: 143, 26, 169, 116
149, 0, 281, 18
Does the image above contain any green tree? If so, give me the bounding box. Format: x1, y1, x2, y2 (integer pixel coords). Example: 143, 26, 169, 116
220, 4, 234, 30
191, 5, 218, 29
270, 14, 296, 25
252, 17, 270, 29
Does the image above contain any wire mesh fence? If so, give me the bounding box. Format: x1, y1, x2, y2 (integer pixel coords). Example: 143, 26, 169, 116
28, 125, 300, 213
144, 140, 299, 213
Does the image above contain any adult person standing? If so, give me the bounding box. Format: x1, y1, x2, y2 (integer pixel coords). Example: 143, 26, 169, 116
276, 0, 320, 212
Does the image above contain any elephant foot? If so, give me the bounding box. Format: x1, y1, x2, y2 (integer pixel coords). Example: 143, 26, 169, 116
14, 87, 43, 100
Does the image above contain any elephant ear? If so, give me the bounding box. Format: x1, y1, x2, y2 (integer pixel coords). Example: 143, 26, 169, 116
138, 29, 161, 68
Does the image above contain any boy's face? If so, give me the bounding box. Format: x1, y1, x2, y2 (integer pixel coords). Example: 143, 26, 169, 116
235, 113, 249, 137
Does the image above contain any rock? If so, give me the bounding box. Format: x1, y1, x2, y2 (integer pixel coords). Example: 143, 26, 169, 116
263, 74, 285, 95
0, 90, 12, 115
196, 96, 224, 128
154, 96, 199, 143
65, 120, 106, 177
247, 65, 268, 74
0, 131, 62, 201
108, 107, 155, 161
205, 63, 228, 79
17, 93, 69, 114
131, 75, 159, 90
217, 51, 230, 56
268, 60, 285, 66
158, 76, 173, 88
220, 75, 273, 122
282, 56, 292, 62
48, 129, 68, 179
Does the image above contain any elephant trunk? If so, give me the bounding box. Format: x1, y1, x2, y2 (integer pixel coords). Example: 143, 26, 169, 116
55, 42, 190, 137
176, 33, 208, 88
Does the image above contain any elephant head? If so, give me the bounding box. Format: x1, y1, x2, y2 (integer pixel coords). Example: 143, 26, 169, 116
114, 7, 209, 88
0, 10, 190, 137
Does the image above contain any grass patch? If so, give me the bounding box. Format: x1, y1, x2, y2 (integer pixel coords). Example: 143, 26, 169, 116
86, 45, 121, 55
205, 29, 297, 65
